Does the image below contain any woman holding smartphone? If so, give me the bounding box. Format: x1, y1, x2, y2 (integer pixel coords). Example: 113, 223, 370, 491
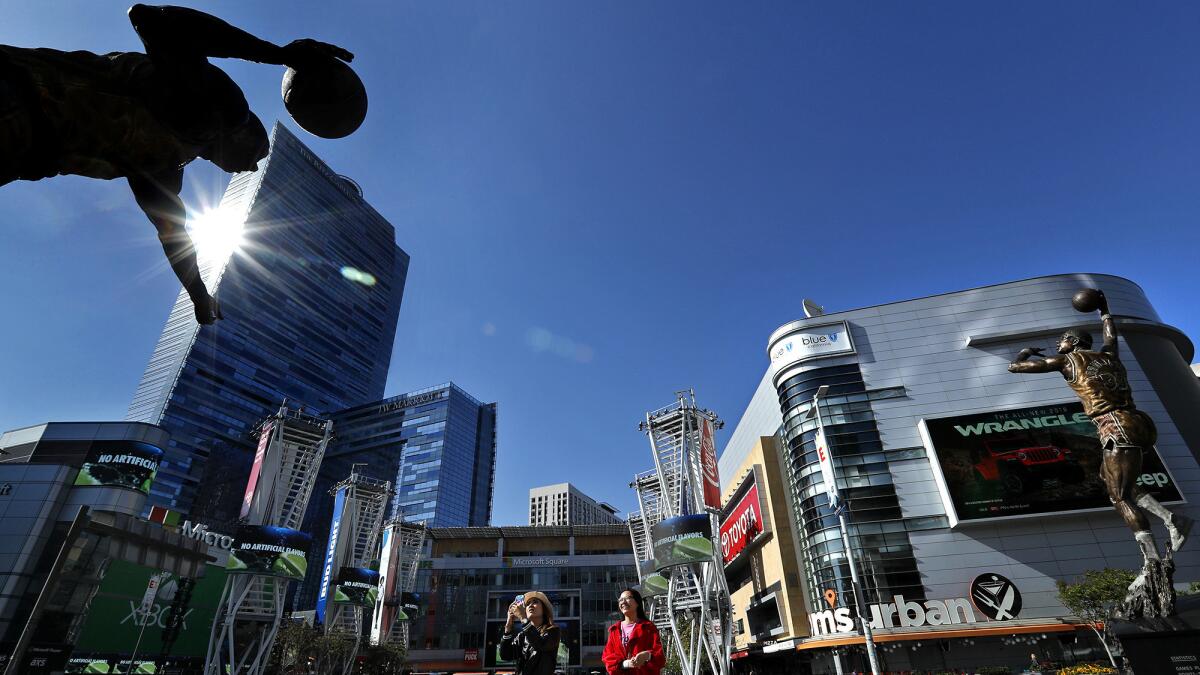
500, 590, 561, 675
602, 588, 665, 675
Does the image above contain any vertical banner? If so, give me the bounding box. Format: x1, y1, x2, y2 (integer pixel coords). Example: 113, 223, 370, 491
240, 422, 273, 520
699, 418, 722, 510
815, 426, 839, 509
316, 485, 347, 625
371, 526, 396, 644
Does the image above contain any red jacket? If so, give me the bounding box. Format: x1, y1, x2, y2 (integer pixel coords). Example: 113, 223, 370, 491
601, 620, 666, 675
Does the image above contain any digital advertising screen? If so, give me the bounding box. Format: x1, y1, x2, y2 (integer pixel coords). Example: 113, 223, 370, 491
226, 525, 312, 579
73, 441, 163, 494
920, 402, 1182, 526
651, 514, 714, 569
333, 566, 380, 606
638, 559, 669, 597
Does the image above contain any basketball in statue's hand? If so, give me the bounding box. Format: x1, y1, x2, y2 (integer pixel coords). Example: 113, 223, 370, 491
1072, 288, 1104, 313
281, 60, 367, 139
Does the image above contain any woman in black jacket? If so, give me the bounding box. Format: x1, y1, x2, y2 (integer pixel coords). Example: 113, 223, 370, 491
499, 590, 561, 675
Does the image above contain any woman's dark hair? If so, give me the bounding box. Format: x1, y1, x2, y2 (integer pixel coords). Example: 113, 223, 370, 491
620, 588, 649, 622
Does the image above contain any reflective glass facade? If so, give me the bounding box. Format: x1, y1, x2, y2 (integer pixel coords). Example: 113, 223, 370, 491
294, 383, 497, 610
126, 124, 408, 524
775, 364, 936, 614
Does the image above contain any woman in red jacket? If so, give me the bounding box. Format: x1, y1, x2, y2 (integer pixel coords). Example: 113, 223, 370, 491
602, 588, 666, 675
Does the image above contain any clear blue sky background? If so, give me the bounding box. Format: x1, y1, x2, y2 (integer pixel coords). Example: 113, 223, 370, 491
2, 2, 1198, 526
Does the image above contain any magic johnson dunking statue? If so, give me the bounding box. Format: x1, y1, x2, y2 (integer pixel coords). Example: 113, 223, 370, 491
1, 5, 364, 324
1009, 289, 1192, 577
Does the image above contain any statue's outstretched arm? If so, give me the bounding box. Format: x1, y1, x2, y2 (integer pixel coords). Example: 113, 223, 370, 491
1008, 348, 1067, 374
128, 169, 221, 324
128, 4, 352, 68
1096, 292, 1118, 356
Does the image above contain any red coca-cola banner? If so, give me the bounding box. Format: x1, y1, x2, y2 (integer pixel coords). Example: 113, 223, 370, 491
240, 421, 272, 520
699, 418, 722, 509
720, 482, 763, 565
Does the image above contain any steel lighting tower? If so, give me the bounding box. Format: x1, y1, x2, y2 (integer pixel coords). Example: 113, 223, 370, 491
204, 405, 333, 675
638, 390, 732, 675
317, 467, 391, 671
371, 519, 428, 647
629, 469, 674, 632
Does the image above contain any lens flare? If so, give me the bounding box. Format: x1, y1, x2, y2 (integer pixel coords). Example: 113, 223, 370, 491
188, 207, 245, 265
340, 266, 377, 286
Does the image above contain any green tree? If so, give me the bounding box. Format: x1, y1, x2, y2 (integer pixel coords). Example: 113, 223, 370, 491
358, 641, 407, 675
1056, 568, 1136, 671
313, 629, 359, 675
269, 619, 318, 674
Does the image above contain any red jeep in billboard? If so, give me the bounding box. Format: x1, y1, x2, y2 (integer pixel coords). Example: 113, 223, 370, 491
971, 438, 1085, 496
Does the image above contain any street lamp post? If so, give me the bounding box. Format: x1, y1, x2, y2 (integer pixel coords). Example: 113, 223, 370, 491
811, 385, 881, 675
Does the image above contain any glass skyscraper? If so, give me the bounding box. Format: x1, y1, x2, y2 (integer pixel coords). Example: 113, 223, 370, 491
294, 382, 497, 610
126, 123, 408, 525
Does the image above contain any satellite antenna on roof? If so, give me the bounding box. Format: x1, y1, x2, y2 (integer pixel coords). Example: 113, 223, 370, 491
802, 298, 825, 318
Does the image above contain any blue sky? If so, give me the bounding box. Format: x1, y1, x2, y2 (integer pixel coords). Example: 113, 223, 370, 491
2, 2, 1198, 526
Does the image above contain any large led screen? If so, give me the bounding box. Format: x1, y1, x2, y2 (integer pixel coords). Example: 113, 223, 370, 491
920, 402, 1181, 526
73, 441, 163, 494
334, 567, 380, 606
651, 514, 714, 569
226, 525, 312, 579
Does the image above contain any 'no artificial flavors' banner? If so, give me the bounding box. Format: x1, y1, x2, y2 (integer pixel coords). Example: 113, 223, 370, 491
651, 514, 714, 570
73, 441, 163, 495
226, 525, 311, 580
638, 559, 669, 597
334, 567, 380, 607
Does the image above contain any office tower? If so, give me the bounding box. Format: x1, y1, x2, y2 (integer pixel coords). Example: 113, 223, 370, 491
528, 482, 620, 525
294, 382, 497, 610
126, 123, 408, 524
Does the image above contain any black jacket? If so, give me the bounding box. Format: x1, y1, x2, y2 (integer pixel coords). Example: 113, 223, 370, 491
499, 623, 561, 675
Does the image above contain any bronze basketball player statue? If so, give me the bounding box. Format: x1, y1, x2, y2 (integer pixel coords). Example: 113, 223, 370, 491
1, 5, 366, 324
1009, 288, 1191, 618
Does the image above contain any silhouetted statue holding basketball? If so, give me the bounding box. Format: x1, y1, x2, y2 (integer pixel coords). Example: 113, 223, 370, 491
0, 4, 367, 324
1009, 288, 1191, 617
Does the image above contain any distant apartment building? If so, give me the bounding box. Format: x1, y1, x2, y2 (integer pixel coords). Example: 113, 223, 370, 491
529, 483, 620, 526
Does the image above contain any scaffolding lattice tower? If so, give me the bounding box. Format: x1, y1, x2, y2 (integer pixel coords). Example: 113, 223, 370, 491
319, 468, 391, 672
371, 519, 428, 647
204, 404, 333, 675
636, 390, 732, 675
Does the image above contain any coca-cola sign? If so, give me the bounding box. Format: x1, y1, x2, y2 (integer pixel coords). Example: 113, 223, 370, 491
720, 481, 764, 565
699, 418, 722, 509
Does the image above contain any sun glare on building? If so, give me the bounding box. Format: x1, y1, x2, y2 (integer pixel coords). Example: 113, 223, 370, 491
188, 207, 245, 265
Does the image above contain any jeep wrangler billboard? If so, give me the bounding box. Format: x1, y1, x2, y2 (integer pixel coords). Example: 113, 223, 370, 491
919, 402, 1181, 526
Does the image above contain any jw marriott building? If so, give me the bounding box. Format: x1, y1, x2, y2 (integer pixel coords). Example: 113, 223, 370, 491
126, 123, 409, 525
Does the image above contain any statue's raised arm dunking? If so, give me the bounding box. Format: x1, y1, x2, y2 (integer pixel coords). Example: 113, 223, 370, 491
1009, 289, 1191, 611
1, 4, 366, 324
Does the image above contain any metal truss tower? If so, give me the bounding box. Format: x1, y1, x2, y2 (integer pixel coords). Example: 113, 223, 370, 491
638, 390, 732, 675
371, 519, 428, 647
320, 468, 391, 672
629, 470, 674, 631
205, 405, 333, 675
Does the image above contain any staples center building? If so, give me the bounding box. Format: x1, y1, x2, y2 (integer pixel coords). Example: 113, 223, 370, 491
716, 274, 1200, 674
